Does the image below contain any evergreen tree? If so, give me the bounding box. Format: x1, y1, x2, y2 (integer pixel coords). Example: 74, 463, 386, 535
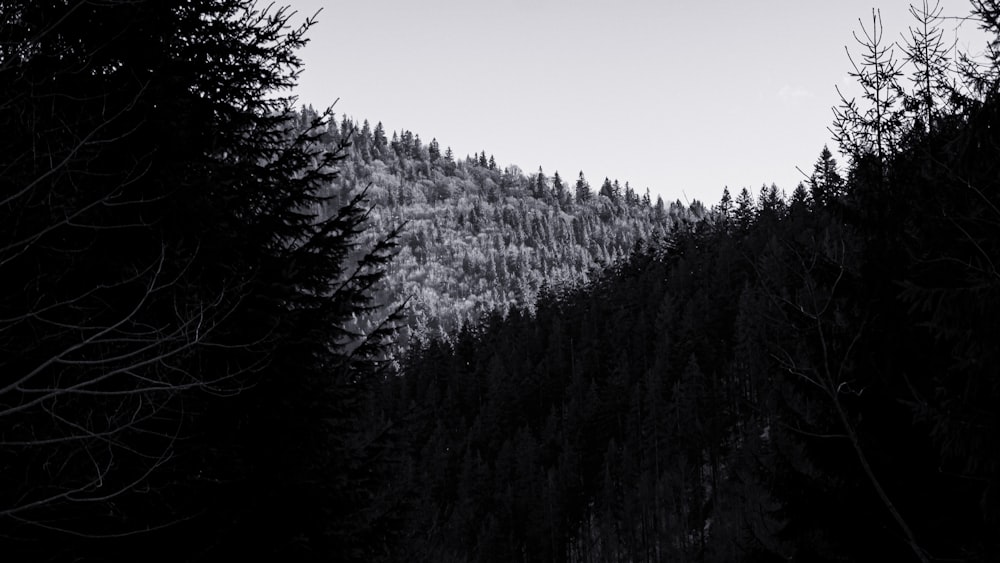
575, 171, 592, 203
535, 167, 548, 198
373, 121, 388, 157
716, 186, 733, 220
734, 187, 755, 229
359, 119, 374, 161
428, 137, 441, 162
831, 8, 906, 167
553, 171, 567, 204
809, 146, 845, 207
900, 0, 954, 133
0, 2, 400, 560
790, 181, 811, 211
599, 177, 615, 200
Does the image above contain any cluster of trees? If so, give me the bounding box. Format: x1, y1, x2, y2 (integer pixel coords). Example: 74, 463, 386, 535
375, 2, 1000, 561
1, 2, 400, 561
5, 1, 1000, 562
299, 112, 704, 349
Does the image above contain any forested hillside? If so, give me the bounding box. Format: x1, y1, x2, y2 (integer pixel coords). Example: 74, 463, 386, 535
4, 1, 1000, 562
304, 112, 702, 347
375, 4, 1000, 561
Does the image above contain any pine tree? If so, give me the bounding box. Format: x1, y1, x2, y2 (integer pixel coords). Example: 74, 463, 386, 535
553, 171, 567, 204
831, 8, 906, 167
809, 146, 845, 207
373, 121, 389, 157
535, 167, 548, 198
790, 182, 811, 211
359, 119, 374, 161
599, 177, 615, 200
575, 171, 592, 203
734, 187, 755, 229
428, 137, 441, 162
0, 2, 400, 559
900, 0, 955, 134
717, 186, 733, 220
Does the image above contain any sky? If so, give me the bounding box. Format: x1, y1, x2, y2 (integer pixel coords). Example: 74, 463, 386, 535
288, 0, 988, 206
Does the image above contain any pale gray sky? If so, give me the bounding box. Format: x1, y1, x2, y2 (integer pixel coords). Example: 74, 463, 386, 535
289, 0, 986, 205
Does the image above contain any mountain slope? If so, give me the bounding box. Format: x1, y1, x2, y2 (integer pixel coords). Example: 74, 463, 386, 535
303, 111, 707, 347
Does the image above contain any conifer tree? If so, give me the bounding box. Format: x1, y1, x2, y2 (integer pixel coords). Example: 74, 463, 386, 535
717, 186, 733, 219
373, 121, 389, 156
900, 0, 954, 133
0, 2, 400, 559
734, 187, 755, 228
575, 171, 592, 203
535, 167, 548, 198
553, 171, 567, 204
809, 146, 845, 207
428, 137, 441, 162
831, 9, 906, 167
599, 177, 615, 199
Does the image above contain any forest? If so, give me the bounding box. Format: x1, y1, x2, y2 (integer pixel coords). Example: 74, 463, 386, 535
306, 109, 701, 352
1, 1, 999, 562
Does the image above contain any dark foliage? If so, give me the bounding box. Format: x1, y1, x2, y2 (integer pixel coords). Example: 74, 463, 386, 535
0, 1, 398, 561
377, 4, 1000, 561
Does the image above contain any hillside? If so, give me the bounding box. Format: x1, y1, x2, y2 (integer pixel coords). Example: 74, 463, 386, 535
5, 2, 1000, 562
302, 110, 707, 347
376, 106, 1000, 561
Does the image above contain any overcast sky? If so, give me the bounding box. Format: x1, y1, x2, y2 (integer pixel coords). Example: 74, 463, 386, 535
289, 0, 986, 206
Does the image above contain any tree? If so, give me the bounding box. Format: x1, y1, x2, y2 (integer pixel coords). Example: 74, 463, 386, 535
809, 146, 845, 207
599, 177, 615, 200
575, 171, 592, 203
553, 171, 568, 204
534, 167, 548, 198
790, 181, 811, 211
359, 119, 374, 161
831, 9, 906, 168
716, 186, 733, 221
0, 2, 400, 559
373, 121, 389, 157
899, 0, 955, 134
428, 137, 441, 162
734, 187, 755, 229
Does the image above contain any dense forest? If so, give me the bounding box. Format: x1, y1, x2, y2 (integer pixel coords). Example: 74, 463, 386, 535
2, 1, 999, 562
303, 111, 697, 349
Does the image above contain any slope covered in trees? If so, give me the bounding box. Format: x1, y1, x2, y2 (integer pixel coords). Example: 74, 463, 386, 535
299, 112, 704, 348
376, 3, 1000, 561
5, 1, 1000, 562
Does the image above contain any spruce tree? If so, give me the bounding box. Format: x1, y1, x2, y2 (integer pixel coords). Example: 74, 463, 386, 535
575, 171, 592, 203
0, 1, 400, 560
